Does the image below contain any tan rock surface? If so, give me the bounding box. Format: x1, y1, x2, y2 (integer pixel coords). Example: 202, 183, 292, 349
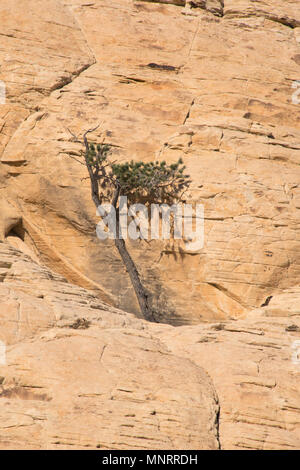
0, 242, 220, 449
155, 288, 300, 449
0, 0, 299, 323
0, 241, 300, 449
0, 0, 95, 157
0, 0, 299, 451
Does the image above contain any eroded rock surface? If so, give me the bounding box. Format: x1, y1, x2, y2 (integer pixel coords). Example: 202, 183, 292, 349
0, 0, 299, 323
0, 0, 299, 451
0, 242, 299, 449
0, 242, 220, 449
155, 288, 300, 449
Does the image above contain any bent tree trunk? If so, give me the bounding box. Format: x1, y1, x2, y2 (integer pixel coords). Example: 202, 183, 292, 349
114, 236, 155, 322
83, 131, 156, 322
91, 182, 155, 322
112, 187, 155, 322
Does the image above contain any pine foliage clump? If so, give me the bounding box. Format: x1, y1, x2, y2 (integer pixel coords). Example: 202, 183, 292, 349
85, 141, 191, 204
66, 126, 192, 322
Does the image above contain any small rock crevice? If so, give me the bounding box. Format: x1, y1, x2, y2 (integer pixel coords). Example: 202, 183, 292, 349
138, 0, 224, 18
215, 403, 221, 449
183, 98, 195, 124
224, 12, 300, 29
189, 1, 224, 18
49, 62, 95, 94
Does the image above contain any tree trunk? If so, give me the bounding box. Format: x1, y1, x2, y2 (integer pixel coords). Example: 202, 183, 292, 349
87, 168, 156, 322
114, 212, 156, 322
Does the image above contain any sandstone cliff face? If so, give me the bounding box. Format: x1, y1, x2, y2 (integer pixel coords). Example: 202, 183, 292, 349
0, 0, 300, 451
155, 290, 300, 449
0, 241, 299, 449
0, 241, 220, 449
0, 0, 299, 324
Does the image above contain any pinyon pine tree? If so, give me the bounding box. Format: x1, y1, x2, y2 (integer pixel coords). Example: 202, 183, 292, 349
67, 126, 191, 322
